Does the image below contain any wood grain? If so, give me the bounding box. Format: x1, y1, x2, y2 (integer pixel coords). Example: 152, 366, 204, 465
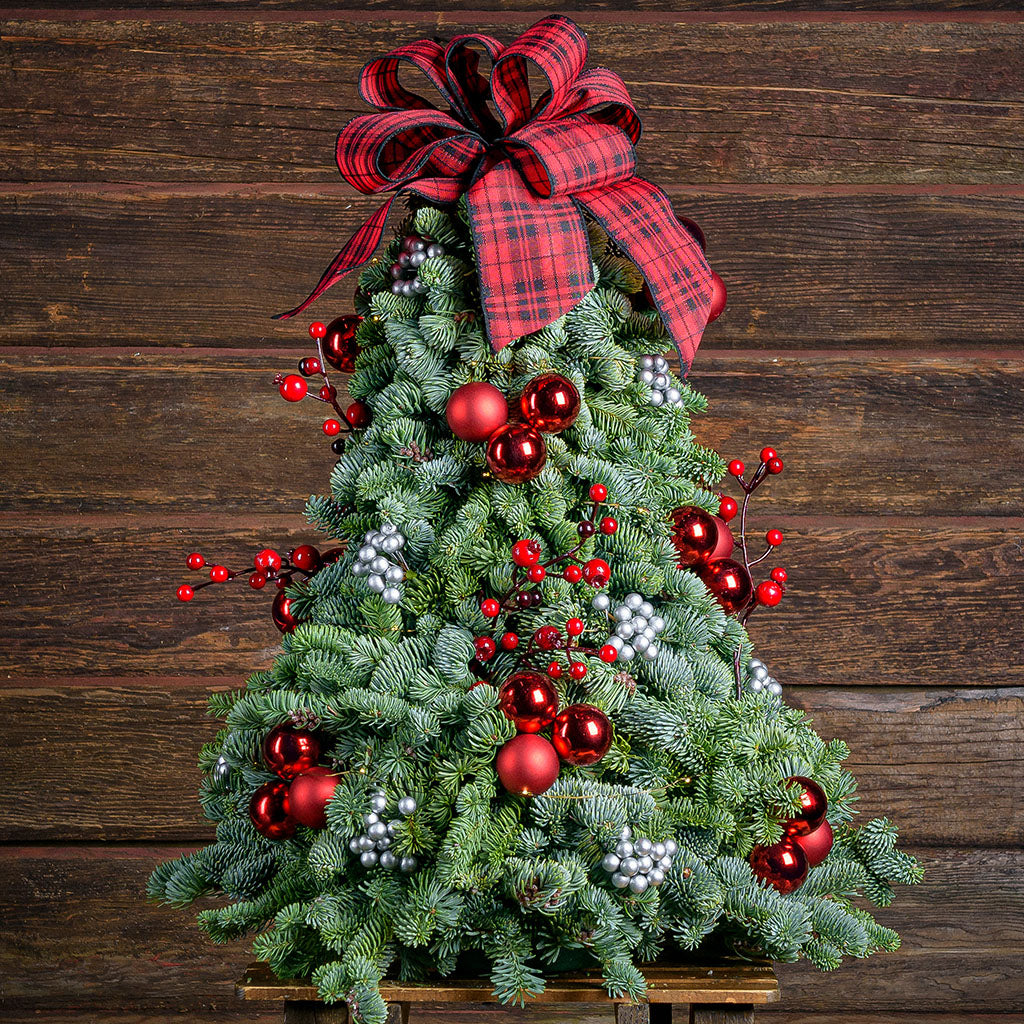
1, 845, 1019, 1014
3, 189, 1022, 348
1, 684, 1018, 844
2, 20, 1023, 183
3, 1015, 1022, 1024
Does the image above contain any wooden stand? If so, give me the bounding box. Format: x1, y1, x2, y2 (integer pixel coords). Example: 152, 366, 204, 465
237, 961, 780, 1024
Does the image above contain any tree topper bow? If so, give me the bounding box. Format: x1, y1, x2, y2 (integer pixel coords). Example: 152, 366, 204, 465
278, 15, 714, 370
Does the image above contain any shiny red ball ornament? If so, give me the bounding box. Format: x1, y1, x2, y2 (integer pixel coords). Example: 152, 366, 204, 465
345, 401, 371, 429
551, 703, 612, 766
176, 584, 194, 602
255, 548, 282, 572
481, 598, 501, 618
279, 374, 308, 402
589, 483, 607, 502
249, 780, 297, 839
718, 496, 738, 522
496, 734, 561, 796
249, 572, 268, 589
446, 382, 509, 442
669, 506, 720, 568
474, 636, 496, 661
210, 564, 229, 583
535, 626, 561, 651
760, 447, 777, 463
750, 839, 807, 894
770, 567, 788, 584
520, 373, 581, 434
767, 457, 784, 475
512, 539, 542, 567
290, 545, 321, 572
563, 564, 583, 583
696, 558, 753, 615
285, 766, 339, 828
262, 725, 321, 779
709, 516, 734, 561
308, 321, 327, 340
582, 558, 610, 587
707, 271, 727, 323
498, 671, 560, 733
599, 644, 618, 663
794, 819, 834, 868
766, 529, 784, 546
322, 315, 361, 373
271, 590, 303, 633
322, 418, 342, 436
486, 423, 547, 484
600, 516, 618, 535
728, 459, 745, 477
186, 552, 205, 570
783, 777, 828, 836
756, 580, 783, 607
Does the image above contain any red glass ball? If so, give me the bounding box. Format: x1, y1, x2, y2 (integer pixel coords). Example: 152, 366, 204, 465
520, 373, 581, 434
290, 545, 321, 572
551, 703, 612, 766
255, 548, 282, 572
176, 584, 194, 602
498, 671, 560, 733
582, 558, 610, 587
750, 839, 807, 894
589, 483, 607, 502
794, 819, 834, 868
535, 626, 562, 651
481, 598, 501, 618
707, 271, 727, 323
756, 580, 783, 607
186, 552, 205, 570
446, 382, 509, 443
271, 590, 303, 633
279, 374, 308, 402
285, 767, 339, 828
486, 424, 547, 484
345, 401, 371, 429
718, 496, 738, 522
512, 539, 542, 567
709, 516, 734, 561
262, 725, 321, 779
783, 777, 828, 836
322, 315, 361, 373
696, 558, 753, 615
249, 780, 296, 839
496, 734, 561, 796
474, 636, 496, 661
564, 564, 583, 583
669, 506, 720, 568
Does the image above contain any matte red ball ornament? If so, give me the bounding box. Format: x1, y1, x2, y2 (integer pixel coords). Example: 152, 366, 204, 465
582, 558, 610, 587
290, 545, 321, 572
271, 590, 303, 633
262, 725, 321, 779
486, 423, 547, 484
249, 780, 297, 839
322, 315, 361, 373
709, 516, 734, 561
520, 373, 581, 434
669, 506, 720, 568
496, 734, 561, 796
794, 819, 834, 868
498, 670, 559, 733
707, 271, 727, 323
783, 776, 828, 836
285, 767, 340, 828
750, 839, 807, 894
696, 558, 753, 615
345, 401, 371, 429
552, 703, 612, 766
446, 382, 509, 443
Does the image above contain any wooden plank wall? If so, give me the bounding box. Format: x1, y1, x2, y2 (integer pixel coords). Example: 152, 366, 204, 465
1, 6, 1022, 1024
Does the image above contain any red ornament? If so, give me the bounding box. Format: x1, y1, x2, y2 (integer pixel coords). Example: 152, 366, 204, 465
750, 839, 807, 894
512, 539, 542, 567
728, 459, 745, 477
271, 590, 303, 633
500, 631, 520, 650
263, 725, 321, 779
669, 506, 720, 567
498, 671, 559, 733
496, 734, 561, 796
474, 636, 496, 661
563, 564, 583, 583
176, 584, 194, 602
600, 516, 618, 535
707, 271, 727, 323
599, 644, 618, 663
345, 401, 371, 429
756, 580, 783, 607
770, 567, 788, 584
696, 558, 753, 615
551, 703, 612, 766
783, 777, 828, 836
249, 780, 297, 839
582, 558, 610, 587
481, 598, 501, 618
308, 321, 327, 340
486, 423, 547, 484
186, 552, 205, 570
794, 819, 834, 868
718, 496, 738, 521
589, 483, 607, 502
535, 625, 561, 651
279, 374, 308, 402
291, 545, 321, 572
767, 457, 784, 475
446, 382, 509, 442
255, 549, 282, 572
766, 529, 784, 547
678, 216, 707, 252
520, 373, 581, 434
709, 516, 734, 561
285, 767, 340, 828
249, 572, 268, 589
322, 315, 361, 373
209, 564, 230, 583
322, 418, 342, 436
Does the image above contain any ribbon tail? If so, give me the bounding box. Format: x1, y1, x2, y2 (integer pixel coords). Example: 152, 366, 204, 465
576, 177, 712, 372
274, 195, 399, 320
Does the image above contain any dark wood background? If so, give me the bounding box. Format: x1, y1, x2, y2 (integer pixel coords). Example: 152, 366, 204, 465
1, 5, 1022, 1024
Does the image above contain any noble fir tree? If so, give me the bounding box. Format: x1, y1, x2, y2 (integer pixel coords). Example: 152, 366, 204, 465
150, 197, 921, 1023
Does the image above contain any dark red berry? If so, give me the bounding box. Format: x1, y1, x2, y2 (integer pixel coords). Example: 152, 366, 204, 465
320, 383, 337, 401
516, 592, 533, 608
529, 591, 543, 607
481, 599, 501, 618
209, 565, 230, 583
578, 521, 596, 540
756, 580, 783, 607
718, 496, 738, 522
599, 516, 618, 535
176, 584, 194, 602
186, 552, 205, 570
322, 419, 342, 436
569, 662, 588, 680
760, 447, 777, 463
308, 321, 327, 340
249, 572, 268, 589
767, 457, 784, 475
766, 529, 784, 546
299, 357, 322, 376
599, 644, 618, 663
566, 618, 584, 637
475, 636, 496, 661
535, 626, 561, 651
500, 632, 519, 651
563, 564, 583, 583
512, 539, 542, 567
728, 459, 745, 477
279, 374, 308, 402
770, 567, 788, 584
527, 565, 546, 583
254, 549, 282, 572
589, 483, 607, 502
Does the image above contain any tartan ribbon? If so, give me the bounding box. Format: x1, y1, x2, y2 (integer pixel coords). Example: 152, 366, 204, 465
278, 15, 714, 369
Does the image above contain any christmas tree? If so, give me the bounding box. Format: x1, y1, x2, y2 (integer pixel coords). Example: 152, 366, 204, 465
150, 17, 921, 1024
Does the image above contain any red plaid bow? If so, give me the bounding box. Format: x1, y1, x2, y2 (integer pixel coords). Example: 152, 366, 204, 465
278, 15, 714, 370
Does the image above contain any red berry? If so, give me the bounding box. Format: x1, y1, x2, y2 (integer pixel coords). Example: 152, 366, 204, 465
527, 564, 547, 583
535, 626, 562, 651
600, 516, 618, 535
481, 599, 501, 618
290, 545, 321, 572
299, 356, 322, 376
589, 483, 607, 502
547, 660, 563, 679
511, 539, 542, 567
500, 632, 519, 651
255, 548, 282, 572
767, 457, 784, 475
320, 383, 337, 401
582, 558, 611, 588
186, 552, 205, 570
308, 321, 327, 340
345, 401, 371, 428
718, 496, 738, 522
566, 618, 584, 637
209, 564, 230, 583
475, 636, 497, 661
599, 644, 618, 663
322, 418, 342, 436
469, 680, 489, 691
760, 447, 777, 463
563, 564, 583, 583
728, 459, 745, 477
569, 662, 588, 680
766, 529, 784, 546
756, 580, 784, 607
279, 374, 308, 402
770, 567, 788, 584
249, 572, 268, 589
176, 584, 194, 602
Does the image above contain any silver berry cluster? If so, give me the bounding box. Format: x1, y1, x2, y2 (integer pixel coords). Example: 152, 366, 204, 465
348, 790, 419, 873
591, 591, 665, 663
601, 826, 678, 894
748, 658, 783, 697
390, 234, 446, 296
637, 355, 683, 408
351, 523, 407, 604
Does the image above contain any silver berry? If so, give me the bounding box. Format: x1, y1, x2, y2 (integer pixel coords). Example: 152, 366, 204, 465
637, 855, 654, 873
648, 868, 665, 886
611, 872, 629, 889
664, 839, 678, 856
349, 837, 361, 853
620, 857, 639, 877
625, 593, 643, 610
382, 587, 402, 604
357, 835, 375, 852
636, 837, 653, 855
592, 593, 611, 611
379, 850, 396, 869
398, 796, 417, 815
629, 874, 649, 894
212, 755, 230, 785
602, 854, 621, 873
618, 644, 635, 662
399, 856, 418, 873
368, 821, 388, 841
614, 840, 634, 859
360, 850, 379, 868
367, 574, 386, 593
